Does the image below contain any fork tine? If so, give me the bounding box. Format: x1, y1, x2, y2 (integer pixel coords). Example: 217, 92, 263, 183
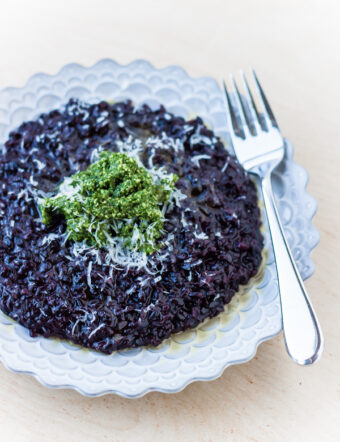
240, 70, 262, 132
251, 68, 279, 128
230, 75, 251, 135
222, 80, 240, 139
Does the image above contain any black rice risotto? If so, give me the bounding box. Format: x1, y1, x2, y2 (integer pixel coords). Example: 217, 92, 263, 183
0, 99, 263, 353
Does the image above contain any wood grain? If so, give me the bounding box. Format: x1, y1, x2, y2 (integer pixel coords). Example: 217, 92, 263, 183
0, 0, 339, 440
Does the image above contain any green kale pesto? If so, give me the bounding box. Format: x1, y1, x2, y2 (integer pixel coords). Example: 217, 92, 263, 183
40, 151, 178, 253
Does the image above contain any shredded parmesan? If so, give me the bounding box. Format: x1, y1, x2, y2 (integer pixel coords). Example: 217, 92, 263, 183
88, 323, 105, 339
190, 133, 213, 147
191, 259, 202, 267
191, 154, 211, 168
33, 158, 46, 171
221, 159, 230, 173
71, 319, 80, 335
29, 174, 38, 186
193, 231, 208, 240
58, 177, 82, 201
87, 261, 93, 288
41, 232, 60, 245
90, 147, 104, 163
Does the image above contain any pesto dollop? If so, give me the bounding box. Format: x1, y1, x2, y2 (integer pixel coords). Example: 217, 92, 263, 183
40, 151, 177, 253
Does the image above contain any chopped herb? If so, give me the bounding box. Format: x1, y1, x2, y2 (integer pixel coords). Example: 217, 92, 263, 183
40, 151, 178, 253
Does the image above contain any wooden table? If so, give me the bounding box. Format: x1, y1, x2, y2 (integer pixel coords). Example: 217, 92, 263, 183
0, 1, 339, 440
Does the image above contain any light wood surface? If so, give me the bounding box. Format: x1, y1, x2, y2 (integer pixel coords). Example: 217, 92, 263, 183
0, 1, 339, 441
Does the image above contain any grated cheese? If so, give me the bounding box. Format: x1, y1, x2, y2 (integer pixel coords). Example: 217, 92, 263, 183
41, 232, 60, 245
87, 261, 93, 288
190, 133, 213, 147
58, 177, 82, 201
191, 154, 211, 168
88, 323, 105, 339
71, 319, 80, 335
193, 231, 208, 240
90, 146, 104, 163
191, 259, 202, 267
221, 159, 230, 173
33, 158, 46, 171
29, 174, 38, 186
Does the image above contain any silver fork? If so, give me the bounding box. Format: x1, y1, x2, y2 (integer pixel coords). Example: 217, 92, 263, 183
223, 70, 323, 365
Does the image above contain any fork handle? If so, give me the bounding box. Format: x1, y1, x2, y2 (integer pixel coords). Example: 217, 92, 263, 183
260, 174, 323, 365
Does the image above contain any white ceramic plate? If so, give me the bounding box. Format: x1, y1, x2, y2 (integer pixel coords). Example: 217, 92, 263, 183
0, 60, 319, 397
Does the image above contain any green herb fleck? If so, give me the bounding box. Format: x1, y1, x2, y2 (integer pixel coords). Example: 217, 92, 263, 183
40, 151, 178, 253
